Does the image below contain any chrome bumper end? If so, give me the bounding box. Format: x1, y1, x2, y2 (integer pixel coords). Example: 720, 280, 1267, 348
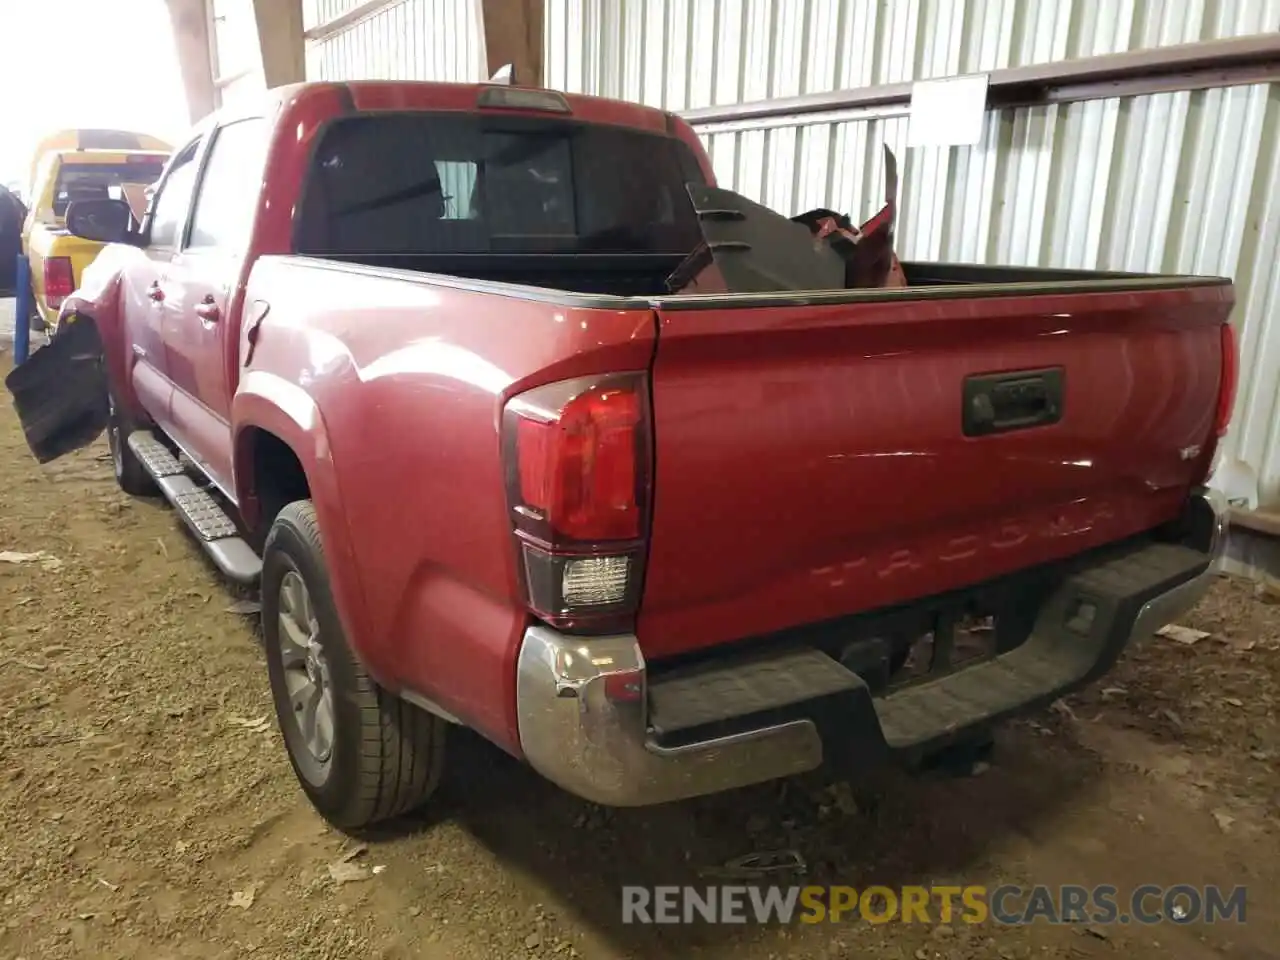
1132, 489, 1227, 640
515, 625, 823, 807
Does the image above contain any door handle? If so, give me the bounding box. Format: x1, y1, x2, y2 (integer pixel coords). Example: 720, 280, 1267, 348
962, 368, 1065, 437
194, 295, 220, 323
148, 282, 165, 303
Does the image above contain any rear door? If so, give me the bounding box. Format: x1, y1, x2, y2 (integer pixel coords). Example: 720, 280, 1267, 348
637, 285, 1231, 659
162, 117, 271, 494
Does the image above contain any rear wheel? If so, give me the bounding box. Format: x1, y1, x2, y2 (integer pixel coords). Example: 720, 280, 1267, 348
262, 501, 446, 829
106, 390, 156, 496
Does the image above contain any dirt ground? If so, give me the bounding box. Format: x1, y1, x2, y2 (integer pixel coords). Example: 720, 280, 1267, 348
1, 356, 1277, 960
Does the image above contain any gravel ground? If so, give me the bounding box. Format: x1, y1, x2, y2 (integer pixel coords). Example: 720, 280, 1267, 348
0, 297, 15, 343
0, 360, 1277, 959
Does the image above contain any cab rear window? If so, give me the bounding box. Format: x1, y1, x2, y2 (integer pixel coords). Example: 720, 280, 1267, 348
294, 113, 707, 256
53, 161, 166, 217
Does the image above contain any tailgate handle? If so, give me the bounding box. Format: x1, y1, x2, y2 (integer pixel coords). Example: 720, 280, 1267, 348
963, 368, 1064, 437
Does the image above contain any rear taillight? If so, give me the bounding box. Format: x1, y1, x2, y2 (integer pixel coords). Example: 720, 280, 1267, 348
1201, 322, 1240, 486
1215, 322, 1238, 438
44, 257, 74, 308
503, 373, 650, 633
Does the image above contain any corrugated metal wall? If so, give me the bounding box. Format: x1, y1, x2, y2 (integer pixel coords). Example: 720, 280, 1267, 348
547, 0, 1278, 111
546, 0, 1280, 507
304, 0, 486, 82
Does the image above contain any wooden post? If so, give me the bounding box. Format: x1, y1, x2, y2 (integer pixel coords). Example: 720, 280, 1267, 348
253, 0, 307, 88
481, 0, 544, 86
164, 0, 218, 123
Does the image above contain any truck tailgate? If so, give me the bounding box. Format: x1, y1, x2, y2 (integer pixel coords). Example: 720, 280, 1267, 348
638, 283, 1232, 659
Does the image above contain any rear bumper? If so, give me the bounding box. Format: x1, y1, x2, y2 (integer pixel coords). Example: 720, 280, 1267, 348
515, 492, 1225, 807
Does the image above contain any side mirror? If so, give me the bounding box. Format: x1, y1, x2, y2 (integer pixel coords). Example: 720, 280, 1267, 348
65, 198, 135, 244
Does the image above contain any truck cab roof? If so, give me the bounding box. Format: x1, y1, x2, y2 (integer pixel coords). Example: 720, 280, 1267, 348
206, 79, 679, 140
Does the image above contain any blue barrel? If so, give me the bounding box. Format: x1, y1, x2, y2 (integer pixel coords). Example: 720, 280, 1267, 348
13, 253, 31, 364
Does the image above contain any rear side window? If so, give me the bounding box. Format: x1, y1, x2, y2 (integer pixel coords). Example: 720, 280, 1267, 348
52, 159, 167, 217
188, 118, 271, 252
294, 113, 706, 255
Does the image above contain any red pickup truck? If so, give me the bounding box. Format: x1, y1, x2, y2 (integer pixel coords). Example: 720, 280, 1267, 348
6, 80, 1235, 830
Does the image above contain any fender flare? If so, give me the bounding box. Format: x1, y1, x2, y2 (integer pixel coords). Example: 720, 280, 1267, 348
231, 372, 380, 684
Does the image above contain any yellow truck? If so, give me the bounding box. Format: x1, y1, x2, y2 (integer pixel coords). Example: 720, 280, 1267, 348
21, 134, 170, 332
24, 128, 170, 199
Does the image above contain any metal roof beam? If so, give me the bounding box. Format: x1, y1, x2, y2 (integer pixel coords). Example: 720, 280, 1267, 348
681, 33, 1280, 130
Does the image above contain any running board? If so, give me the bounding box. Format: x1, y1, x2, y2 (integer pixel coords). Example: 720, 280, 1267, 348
127, 432, 262, 585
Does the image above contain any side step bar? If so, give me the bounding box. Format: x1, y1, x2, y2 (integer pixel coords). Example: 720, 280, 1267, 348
128, 432, 262, 585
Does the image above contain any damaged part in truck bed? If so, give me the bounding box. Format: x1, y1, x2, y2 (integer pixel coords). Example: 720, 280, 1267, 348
667, 145, 905, 295
790, 145, 905, 290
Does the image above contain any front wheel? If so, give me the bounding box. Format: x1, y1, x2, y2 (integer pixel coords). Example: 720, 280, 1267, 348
262, 500, 446, 829
106, 390, 156, 496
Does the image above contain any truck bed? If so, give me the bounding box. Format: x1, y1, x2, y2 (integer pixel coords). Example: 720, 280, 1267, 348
307, 251, 1228, 302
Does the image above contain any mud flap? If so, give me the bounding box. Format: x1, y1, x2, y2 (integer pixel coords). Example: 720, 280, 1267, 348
4, 319, 109, 463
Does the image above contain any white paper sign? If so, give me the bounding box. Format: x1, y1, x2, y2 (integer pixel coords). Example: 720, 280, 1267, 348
908, 73, 990, 147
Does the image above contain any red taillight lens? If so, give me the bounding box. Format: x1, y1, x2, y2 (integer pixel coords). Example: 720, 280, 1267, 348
516, 386, 640, 541
503, 373, 650, 632
1215, 322, 1238, 438
44, 257, 74, 307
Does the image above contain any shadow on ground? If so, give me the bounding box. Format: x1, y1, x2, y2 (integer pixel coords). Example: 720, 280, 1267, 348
374, 720, 1096, 957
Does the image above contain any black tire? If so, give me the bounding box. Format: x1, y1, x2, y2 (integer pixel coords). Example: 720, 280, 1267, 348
106, 390, 156, 496
28, 298, 50, 334
262, 500, 446, 829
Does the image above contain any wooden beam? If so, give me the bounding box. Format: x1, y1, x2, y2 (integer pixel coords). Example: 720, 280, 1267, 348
304, 0, 399, 42
165, 0, 218, 123
253, 0, 306, 88
481, 0, 544, 86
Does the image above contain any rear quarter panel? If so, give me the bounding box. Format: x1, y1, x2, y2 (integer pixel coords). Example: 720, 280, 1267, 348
235, 257, 657, 753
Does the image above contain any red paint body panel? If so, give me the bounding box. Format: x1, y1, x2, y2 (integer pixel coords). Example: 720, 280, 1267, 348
638, 286, 1232, 658
163, 250, 240, 490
